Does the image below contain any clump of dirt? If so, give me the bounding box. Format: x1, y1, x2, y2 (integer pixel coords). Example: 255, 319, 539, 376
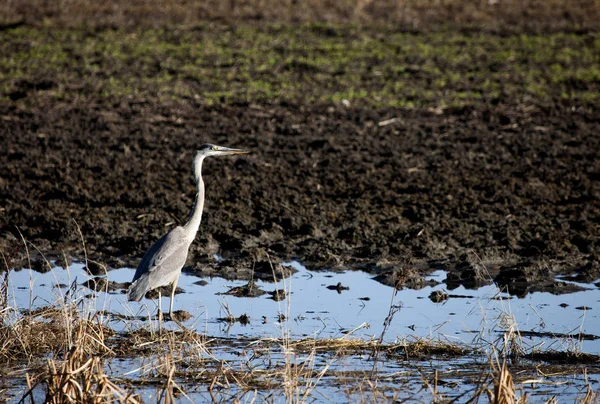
217, 313, 250, 325
171, 310, 192, 322
373, 265, 440, 290
82, 278, 129, 292
429, 290, 449, 303
326, 282, 349, 293
267, 289, 287, 301
218, 280, 266, 298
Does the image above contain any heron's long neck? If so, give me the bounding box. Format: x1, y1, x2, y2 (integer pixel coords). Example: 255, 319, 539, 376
183, 156, 205, 236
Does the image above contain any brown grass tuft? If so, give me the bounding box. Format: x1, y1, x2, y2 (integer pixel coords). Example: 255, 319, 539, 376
489, 360, 517, 404
22, 319, 137, 403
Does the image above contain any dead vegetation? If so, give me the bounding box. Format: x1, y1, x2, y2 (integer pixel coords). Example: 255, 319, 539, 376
0, 272, 599, 402
1, 247, 599, 402
24, 345, 141, 404
0, 237, 599, 403
2, 300, 135, 402
489, 360, 518, 404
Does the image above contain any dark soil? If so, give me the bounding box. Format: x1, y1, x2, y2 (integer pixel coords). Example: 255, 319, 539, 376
1, 22, 599, 297
2, 99, 598, 295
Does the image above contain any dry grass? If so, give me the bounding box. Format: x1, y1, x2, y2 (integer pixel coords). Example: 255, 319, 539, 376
488, 359, 517, 404
0, 0, 598, 30
580, 377, 599, 404
29, 349, 140, 404
1, 285, 599, 402
20, 318, 139, 403
260, 335, 472, 359
0, 305, 113, 363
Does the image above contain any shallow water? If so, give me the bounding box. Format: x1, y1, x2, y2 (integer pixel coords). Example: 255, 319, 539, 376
5, 262, 600, 402
8, 261, 600, 352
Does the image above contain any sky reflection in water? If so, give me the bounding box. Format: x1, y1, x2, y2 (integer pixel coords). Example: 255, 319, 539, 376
8, 261, 600, 354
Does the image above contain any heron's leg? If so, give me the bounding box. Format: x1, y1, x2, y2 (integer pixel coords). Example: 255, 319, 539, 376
169, 276, 179, 319
158, 290, 163, 334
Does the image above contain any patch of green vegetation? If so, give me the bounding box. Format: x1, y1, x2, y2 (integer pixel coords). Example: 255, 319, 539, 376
0, 24, 598, 108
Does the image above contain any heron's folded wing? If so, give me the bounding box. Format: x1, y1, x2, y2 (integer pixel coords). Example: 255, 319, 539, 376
131, 227, 190, 283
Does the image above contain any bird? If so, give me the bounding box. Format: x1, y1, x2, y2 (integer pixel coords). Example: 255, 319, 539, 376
128, 144, 249, 322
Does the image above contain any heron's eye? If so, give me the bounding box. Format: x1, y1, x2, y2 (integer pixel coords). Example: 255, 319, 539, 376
211, 146, 217, 151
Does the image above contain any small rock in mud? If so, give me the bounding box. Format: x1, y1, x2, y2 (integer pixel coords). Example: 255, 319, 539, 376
429, 290, 449, 303
194, 280, 209, 286
358, 297, 370, 301
326, 282, 349, 293
238, 314, 250, 325
220, 280, 266, 297
559, 303, 569, 308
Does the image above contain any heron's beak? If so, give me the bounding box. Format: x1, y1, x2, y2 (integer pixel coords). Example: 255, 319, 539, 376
217, 147, 249, 156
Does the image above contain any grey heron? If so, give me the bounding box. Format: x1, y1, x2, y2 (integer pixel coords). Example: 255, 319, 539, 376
128, 144, 249, 320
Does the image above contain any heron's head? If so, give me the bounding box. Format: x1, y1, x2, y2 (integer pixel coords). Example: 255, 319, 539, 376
197, 144, 249, 157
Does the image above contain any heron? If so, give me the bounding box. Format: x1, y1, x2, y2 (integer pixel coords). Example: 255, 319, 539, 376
128, 144, 249, 322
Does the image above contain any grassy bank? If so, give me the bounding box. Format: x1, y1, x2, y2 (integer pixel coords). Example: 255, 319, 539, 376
1, 24, 599, 109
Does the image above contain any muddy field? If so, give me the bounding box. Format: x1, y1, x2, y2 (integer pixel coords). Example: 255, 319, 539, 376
0, 7, 599, 296
1, 3, 600, 403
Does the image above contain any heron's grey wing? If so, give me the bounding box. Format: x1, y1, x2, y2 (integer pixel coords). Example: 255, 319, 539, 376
128, 227, 191, 302
131, 226, 190, 283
